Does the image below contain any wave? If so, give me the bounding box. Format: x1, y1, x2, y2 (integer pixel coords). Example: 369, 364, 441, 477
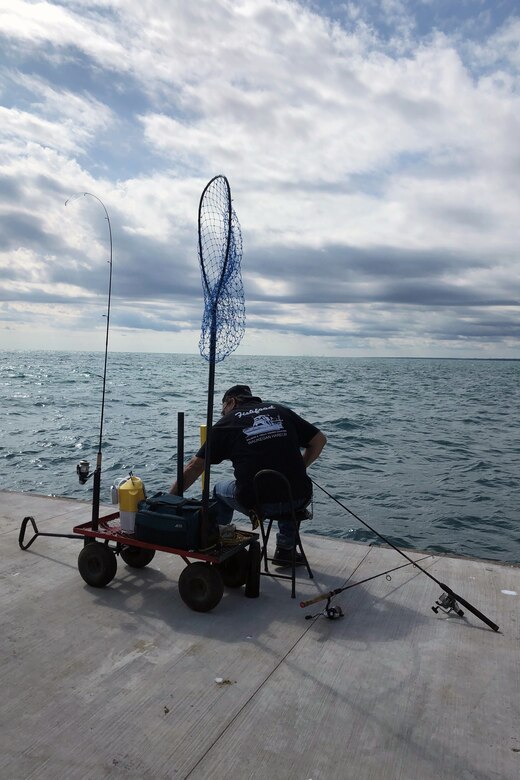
2, 350, 519, 564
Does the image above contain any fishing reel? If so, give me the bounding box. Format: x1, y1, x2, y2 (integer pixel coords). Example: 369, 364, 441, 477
323, 605, 344, 620
432, 592, 464, 618
305, 597, 344, 621
76, 459, 92, 485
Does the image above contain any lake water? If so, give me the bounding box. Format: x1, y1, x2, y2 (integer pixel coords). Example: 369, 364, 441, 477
2, 350, 519, 564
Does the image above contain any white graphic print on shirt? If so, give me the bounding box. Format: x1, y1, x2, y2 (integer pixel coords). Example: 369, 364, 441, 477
243, 414, 285, 441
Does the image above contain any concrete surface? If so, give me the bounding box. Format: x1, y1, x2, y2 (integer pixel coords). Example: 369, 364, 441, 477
1, 490, 519, 780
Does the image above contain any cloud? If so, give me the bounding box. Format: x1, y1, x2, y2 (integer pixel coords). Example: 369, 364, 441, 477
0, 0, 519, 356
0, 1, 127, 65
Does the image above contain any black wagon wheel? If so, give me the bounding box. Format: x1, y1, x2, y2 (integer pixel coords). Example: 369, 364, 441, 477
78, 542, 117, 588
120, 546, 156, 568
178, 562, 224, 612
215, 548, 249, 588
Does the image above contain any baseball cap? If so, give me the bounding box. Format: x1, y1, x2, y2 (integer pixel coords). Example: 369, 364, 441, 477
222, 384, 253, 402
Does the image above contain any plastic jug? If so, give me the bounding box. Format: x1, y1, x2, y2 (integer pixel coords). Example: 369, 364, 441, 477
118, 475, 145, 533
110, 477, 127, 504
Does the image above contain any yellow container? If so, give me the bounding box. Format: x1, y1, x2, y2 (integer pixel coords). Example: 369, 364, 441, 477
118, 475, 145, 533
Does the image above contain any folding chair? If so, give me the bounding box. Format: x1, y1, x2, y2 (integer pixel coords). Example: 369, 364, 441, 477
253, 469, 314, 599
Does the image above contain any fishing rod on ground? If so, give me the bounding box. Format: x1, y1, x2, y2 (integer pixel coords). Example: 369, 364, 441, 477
197, 175, 245, 548
303, 554, 435, 620
303, 480, 499, 632
65, 192, 113, 531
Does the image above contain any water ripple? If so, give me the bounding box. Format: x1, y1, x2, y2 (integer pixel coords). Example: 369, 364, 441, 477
2, 351, 519, 564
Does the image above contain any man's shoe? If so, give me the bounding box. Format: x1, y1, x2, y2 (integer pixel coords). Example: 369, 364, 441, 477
273, 547, 305, 567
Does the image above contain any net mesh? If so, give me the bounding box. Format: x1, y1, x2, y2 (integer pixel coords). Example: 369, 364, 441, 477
198, 176, 245, 363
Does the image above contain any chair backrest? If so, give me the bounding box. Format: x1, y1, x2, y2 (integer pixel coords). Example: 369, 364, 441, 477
254, 469, 293, 503
254, 469, 300, 522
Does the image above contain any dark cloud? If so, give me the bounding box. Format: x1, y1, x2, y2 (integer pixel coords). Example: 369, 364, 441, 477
430, 205, 497, 230
0, 175, 22, 200
1, 190, 517, 351
380, 281, 516, 307
110, 230, 201, 300
246, 297, 520, 346
429, 313, 520, 341
245, 243, 512, 307
249, 244, 460, 282
0, 212, 68, 255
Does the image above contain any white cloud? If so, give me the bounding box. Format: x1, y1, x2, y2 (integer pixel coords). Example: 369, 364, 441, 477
0, 0, 519, 356
0, 1, 127, 64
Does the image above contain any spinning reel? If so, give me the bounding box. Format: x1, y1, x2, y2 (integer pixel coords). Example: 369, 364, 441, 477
432, 592, 465, 618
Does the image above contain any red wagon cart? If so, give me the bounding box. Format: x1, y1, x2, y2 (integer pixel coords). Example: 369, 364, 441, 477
19, 509, 261, 613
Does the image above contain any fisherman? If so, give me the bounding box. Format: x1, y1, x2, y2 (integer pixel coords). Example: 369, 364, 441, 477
170, 384, 326, 564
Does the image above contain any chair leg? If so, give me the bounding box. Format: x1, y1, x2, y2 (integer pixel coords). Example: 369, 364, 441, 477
290, 543, 296, 598
295, 525, 314, 580
257, 512, 312, 599
259, 517, 274, 573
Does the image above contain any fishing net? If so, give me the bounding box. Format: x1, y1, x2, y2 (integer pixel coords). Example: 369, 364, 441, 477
198, 175, 245, 363
197, 175, 246, 531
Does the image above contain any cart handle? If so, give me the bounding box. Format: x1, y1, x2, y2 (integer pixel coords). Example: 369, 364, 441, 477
19, 516, 84, 551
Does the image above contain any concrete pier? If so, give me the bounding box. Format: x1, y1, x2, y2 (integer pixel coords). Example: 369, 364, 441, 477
1, 490, 519, 779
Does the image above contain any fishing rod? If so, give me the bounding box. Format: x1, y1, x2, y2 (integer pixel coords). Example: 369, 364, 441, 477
301, 553, 434, 613
65, 192, 113, 531
310, 480, 500, 632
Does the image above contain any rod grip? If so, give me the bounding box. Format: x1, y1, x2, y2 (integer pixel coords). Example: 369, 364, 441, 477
442, 585, 500, 632
300, 590, 336, 608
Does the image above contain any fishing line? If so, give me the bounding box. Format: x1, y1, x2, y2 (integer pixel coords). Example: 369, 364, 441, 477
309, 479, 500, 632
65, 192, 113, 529
301, 545, 372, 621
301, 554, 434, 616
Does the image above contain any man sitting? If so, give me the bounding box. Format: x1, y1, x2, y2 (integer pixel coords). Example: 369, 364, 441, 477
170, 384, 326, 564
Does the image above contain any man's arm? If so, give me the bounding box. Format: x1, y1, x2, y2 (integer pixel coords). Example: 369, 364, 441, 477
302, 430, 327, 469
169, 455, 205, 495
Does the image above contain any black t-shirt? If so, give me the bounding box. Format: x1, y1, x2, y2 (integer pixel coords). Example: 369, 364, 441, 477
196, 399, 319, 508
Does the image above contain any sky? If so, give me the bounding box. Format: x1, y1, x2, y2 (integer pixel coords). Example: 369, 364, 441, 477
0, 0, 519, 358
